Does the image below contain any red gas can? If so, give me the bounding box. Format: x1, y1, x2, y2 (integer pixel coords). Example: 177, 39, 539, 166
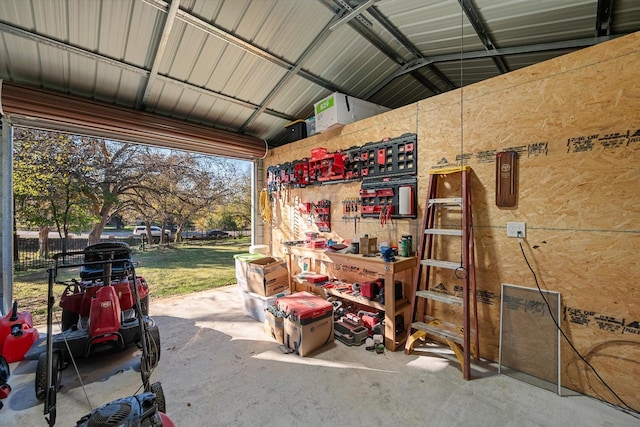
0, 301, 40, 363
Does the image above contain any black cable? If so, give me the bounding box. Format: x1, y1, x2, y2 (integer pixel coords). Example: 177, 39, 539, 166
517, 237, 639, 416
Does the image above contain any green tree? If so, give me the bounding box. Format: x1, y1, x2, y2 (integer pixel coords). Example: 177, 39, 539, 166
14, 129, 96, 249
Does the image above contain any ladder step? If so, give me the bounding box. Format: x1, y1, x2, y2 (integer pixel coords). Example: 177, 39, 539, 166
422, 315, 478, 336
415, 290, 463, 305
424, 228, 463, 236
421, 259, 461, 270
428, 197, 462, 207
411, 321, 463, 345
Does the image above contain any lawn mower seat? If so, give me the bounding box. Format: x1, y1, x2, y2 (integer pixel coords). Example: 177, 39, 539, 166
80, 242, 133, 280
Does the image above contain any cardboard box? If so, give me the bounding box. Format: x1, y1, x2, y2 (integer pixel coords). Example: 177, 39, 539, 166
264, 309, 285, 344
359, 236, 378, 255
277, 291, 335, 356
313, 92, 390, 133
240, 289, 290, 322
283, 315, 334, 357
234, 253, 270, 291
247, 257, 289, 296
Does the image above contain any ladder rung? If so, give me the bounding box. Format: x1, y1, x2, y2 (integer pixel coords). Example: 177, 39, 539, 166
415, 290, 463, 305
423, 316, 477, 336
428, 197, 462, 207
421, 259, 462, 270
411, 321, 463, 345
424, 228, 462, 236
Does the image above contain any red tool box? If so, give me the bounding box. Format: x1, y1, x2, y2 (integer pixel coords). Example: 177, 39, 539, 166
276, 292, 334, 356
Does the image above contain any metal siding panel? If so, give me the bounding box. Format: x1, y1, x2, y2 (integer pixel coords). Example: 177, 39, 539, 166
187, 0, 225, 21
115, 72, 147, 107
243, 0, 332, 63
438, 58, 501, 88
0, 1, 35, 27
248, 113, 288, 141
187, 37, 229, 87
96, 0, 135, 60
503, 49, 576, 72
476, 0, 597, 47
0, 32, 43, 84
123, 1, 164, 68
613, 0, 640, 33
213, 0, 252, 33
149, 79, 185, 114
234, 59, 287, 102
268, 74, 325, 117
166, 24, 209, 82
67, 0, 100, 52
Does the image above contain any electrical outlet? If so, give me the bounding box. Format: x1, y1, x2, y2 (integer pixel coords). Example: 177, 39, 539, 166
506, 222, 526, 238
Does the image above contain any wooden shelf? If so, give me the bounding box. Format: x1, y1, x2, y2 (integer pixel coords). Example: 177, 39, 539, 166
324, 288, 385, 311
285, 245, 417, 351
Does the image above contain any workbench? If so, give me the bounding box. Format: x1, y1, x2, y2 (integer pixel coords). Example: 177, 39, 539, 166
285, 246, 417, 351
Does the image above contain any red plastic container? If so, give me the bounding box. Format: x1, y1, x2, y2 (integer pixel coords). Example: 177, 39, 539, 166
0, 305, 40, 363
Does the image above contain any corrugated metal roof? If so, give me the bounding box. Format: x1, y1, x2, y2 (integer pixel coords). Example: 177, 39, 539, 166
1, 0, 638, 150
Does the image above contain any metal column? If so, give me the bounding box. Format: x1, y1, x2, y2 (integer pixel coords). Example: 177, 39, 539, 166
0, 116, 14, 315
251, 159, 265, 246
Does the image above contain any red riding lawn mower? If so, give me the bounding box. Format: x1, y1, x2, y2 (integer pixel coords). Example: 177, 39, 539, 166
33, 242, 174, 426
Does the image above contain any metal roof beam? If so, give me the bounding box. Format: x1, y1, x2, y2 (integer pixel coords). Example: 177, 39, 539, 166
239, 14, 347, 132
138, 0, 181, 109
324, 0, 443, 96
595, 0, 615, 37
457, 0, 509, 74
364, 35, 620, 98
367, 5, 456, 91
144, 0, 338, 94
329, 0, 377, 31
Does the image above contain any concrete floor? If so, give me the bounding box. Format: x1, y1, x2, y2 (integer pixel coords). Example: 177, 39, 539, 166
1, 285, 638, 426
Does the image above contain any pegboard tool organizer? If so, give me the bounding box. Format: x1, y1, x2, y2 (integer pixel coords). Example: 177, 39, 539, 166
308, 149, 349, 183
264, 133, 417, 192
313, 199, 331, 232
359, 176, 417, 218
358, 133, 416, 179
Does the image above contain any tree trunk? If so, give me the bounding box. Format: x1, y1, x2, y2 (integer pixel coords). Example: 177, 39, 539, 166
38, 226, 50, 258
88, 208, 111, 245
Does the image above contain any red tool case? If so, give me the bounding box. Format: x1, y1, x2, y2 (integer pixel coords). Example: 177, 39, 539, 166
276, 291, 333, 324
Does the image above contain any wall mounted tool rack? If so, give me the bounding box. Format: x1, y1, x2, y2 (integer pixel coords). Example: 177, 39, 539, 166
314, 199, 331, 231
264, 133, 417, 193
358, 133, 416, 179
360, 176, 417, 219
308, 148, 350, 183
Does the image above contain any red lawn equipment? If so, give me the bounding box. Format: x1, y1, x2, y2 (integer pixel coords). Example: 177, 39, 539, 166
36, 242, 174, 426
0, 300, 40, 363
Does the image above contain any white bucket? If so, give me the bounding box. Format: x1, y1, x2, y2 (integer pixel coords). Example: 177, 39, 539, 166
249, 244, 270, 255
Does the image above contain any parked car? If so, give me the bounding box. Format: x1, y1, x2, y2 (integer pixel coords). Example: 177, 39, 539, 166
133, 226, 171, 238
206, 229, 230, 239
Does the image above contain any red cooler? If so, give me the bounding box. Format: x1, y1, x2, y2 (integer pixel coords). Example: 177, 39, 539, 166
276, 292, 334, 356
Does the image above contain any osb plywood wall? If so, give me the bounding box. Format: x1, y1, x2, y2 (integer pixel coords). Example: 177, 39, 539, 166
264, 32, 640, 410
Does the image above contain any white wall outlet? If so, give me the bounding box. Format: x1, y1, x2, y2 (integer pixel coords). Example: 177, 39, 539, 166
506, 222, 526, 238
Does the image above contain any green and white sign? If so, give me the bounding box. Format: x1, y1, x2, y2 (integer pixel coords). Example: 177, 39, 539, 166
315, 95, 335, 115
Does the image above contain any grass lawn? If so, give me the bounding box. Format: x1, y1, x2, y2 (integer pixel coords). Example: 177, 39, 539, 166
12, 237, 253, 326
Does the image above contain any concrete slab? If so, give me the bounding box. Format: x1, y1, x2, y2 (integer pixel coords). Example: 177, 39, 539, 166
1, 285, 638, 426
